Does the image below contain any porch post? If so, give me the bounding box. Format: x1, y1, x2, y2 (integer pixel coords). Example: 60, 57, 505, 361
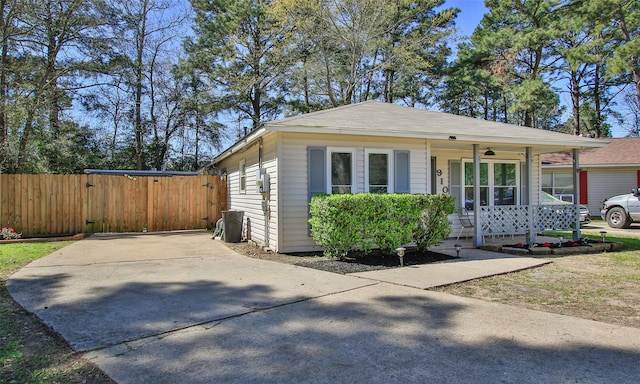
526, 147, 535, 244
573, 148, 581, 241
473, 144, 482, 247
426, 140, 432, 194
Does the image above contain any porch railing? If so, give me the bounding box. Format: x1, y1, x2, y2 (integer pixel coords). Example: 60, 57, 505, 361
478, 205, 579, 236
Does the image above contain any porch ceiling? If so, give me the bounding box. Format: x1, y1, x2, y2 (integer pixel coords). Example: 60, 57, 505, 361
428, 140, 584, 155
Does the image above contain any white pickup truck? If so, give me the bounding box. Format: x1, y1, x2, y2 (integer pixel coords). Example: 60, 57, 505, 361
600, 188, 640, 228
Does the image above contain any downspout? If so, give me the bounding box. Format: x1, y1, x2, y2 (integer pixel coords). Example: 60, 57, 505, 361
473, 144, 482, 247
573, 148, 581, 241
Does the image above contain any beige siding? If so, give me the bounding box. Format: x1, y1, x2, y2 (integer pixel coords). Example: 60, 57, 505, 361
279, 133, 429, 253
216, 133, 279, 251
586, 168, 637, 217
436, 149, 540, 238
542, 166, 638, 217
220, 131, 543, 252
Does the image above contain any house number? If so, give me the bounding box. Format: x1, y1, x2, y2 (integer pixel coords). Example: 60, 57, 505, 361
436, 169, 442, 176
442, 186, 449, 193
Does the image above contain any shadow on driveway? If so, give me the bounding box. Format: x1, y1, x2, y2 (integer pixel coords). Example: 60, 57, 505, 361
7, 231, 640, 383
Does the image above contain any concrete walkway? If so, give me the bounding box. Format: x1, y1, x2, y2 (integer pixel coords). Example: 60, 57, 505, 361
351, 239, 550, 289
7, 231, 640, 383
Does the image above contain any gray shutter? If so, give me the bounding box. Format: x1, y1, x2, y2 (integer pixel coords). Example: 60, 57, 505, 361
449, 160, 461, 209
394, 150, 410, 193
308, 147, 326, 234
308, 147, 326, 200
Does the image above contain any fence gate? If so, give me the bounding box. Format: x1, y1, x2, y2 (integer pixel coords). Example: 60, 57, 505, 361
0, 173, 226, 236
85, 174, 226, 233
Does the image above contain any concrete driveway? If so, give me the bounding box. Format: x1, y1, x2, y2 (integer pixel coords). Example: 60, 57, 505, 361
7, 231, 640, 384
580, 221, 640, 238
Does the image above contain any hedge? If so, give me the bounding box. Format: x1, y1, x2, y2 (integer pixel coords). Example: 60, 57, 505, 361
309, 193, 455, 259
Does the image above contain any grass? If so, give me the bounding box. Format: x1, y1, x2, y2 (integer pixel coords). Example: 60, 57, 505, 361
437, 233, 640, 328
0, 242, 72, 276
0, 240, 114, 384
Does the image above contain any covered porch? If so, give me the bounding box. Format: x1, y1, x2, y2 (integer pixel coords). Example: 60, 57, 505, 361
432, 143, 594, 248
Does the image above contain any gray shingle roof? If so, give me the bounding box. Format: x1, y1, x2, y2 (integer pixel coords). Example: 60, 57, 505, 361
542, 138, 640, 166
213, 101, 609, 164
267, 101, 608, 149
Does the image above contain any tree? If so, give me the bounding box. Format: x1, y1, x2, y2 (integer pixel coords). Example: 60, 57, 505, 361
111, 0, 189, 169
621, 88, 640, 136
378, 0, 457, 105
439, 42, 508, 121
7, 0, 115, 173
596, 0, 640, 107
271, 0, 457, 110
472, 0, 562, 127
0, 0, 28, 171
189, 0, 291, 130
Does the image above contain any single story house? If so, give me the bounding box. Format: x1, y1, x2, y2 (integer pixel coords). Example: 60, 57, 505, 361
541, 137, 640, 217
210, 101, 607, 252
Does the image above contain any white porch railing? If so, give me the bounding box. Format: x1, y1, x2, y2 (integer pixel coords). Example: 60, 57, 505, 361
478, 205, 579, 236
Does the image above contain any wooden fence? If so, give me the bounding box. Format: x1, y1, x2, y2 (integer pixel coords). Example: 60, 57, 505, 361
0, 174, 227, 236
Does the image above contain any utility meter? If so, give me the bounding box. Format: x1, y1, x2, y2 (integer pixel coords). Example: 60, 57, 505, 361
256, 169, 270, 193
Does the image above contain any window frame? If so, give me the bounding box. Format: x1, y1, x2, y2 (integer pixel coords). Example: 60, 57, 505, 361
542, 171, 574, 201
326, 147, 356, 194
239, 159, 246, 194
461, 159, 520, 211
364, 149, 393, 193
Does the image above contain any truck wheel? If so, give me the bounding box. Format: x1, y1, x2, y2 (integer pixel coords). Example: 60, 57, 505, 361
606, 207, 631, 229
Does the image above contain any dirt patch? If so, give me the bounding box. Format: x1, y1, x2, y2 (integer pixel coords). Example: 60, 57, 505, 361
436, 252, 640, 329
0, 275, 115, 383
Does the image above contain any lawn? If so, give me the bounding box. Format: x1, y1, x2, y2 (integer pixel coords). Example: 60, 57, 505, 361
436, 233, 640, 328
0, 241, 114, 384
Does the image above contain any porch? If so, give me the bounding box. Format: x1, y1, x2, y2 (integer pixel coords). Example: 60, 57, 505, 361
477, 203, 581, 244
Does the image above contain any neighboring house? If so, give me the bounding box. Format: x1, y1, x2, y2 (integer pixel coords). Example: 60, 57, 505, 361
210, 101, 606, 252
541, 137, 640, 217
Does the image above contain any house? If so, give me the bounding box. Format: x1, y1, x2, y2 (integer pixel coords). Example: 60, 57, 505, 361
210, 101, 607, 252
541, 137, 640, 217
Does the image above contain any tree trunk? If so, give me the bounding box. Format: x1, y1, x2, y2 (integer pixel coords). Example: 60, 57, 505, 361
384, 69, 394, 103
134, 1, 148, 170
593, 64, 603, 138
16, 94, 41, 173
0, 0, 7, 170
570, 71, 580, 136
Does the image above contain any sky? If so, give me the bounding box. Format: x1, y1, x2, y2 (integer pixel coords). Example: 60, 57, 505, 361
444, 0, 488, 36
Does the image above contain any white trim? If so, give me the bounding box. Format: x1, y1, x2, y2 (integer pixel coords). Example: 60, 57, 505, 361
543, 163, 640, 169
364, 149, 393, 193
239, 158, 246, 194
327, 147, 356, 194
461, 158, 520, 209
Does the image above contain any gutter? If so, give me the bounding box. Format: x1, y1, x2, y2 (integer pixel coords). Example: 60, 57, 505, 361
210, 128, 267, 166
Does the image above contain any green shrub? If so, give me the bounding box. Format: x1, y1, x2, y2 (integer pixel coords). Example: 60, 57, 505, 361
309, 193, 455, 259
414, 194, 456, 251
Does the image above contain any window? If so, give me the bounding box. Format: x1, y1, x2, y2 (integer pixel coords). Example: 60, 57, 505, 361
328, 148, 355, 194
309, 147, 410, 196
365, 150, 392, 193
461, 159, 519, 210
542, 172, 573, 200
493, 162, 517, 205
239, 159, 246, 194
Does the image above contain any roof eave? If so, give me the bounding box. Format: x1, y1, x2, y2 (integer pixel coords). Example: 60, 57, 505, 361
266, 125, 609, 149
543, 163, 640, 168
211, 128, 267, 165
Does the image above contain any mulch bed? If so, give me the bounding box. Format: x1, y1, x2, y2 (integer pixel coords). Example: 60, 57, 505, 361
291, 248, 455, 274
